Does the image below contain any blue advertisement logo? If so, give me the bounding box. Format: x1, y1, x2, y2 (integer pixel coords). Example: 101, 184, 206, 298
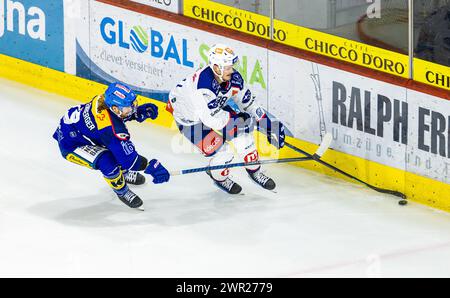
100, 17, 194, 68
0, 0, 64, 71
75, 15, 197, 103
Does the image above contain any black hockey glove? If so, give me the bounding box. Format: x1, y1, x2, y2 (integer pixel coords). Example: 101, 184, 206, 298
135, 103, 158, 122
257, 116, 285, 149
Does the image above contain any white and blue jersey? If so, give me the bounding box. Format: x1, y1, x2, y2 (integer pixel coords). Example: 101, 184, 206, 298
168, 66, 266, 130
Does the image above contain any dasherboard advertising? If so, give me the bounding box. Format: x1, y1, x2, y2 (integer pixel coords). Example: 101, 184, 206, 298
0, 0, 64, 71
75, 0, 268, 104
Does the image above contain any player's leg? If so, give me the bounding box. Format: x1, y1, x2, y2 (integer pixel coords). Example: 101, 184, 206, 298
96, 151, 143, 209
62, 145, 144, 209
123, 170, 146, 185
231, 127, 276, 191
178, 122, 242, 194
206, 143, 242, 194
122, 155, 148, 186
220, 107, 276, 190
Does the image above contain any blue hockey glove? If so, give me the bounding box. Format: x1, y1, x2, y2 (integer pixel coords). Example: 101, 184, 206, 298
136, 103, 158, 122
144, 159, 170, 184
257, 116, 285, 149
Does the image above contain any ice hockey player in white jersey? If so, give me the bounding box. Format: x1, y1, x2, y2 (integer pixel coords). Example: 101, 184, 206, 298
167, 44, 285, 194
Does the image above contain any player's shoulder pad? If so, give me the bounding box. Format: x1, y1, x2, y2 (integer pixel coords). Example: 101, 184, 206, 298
91, 96, 112, 131
197, 67, 220, 94
230, 71, 244, 90
91, 97, 130, 141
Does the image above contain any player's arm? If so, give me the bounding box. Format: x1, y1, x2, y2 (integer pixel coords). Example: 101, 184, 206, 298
100, 127, 170, 184
229, 72, 265, 121
99, 129, 147, 171
231, 73, 286, 148
124, 103, 159, 123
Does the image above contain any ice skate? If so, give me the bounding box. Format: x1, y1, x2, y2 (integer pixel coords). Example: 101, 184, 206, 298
124, 170, 146, 185
247, 169, 276, 191
116, 187, 144, 210
207, 170, 242, 194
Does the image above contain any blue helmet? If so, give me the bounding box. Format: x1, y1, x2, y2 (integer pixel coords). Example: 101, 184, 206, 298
104, 82, 137, 109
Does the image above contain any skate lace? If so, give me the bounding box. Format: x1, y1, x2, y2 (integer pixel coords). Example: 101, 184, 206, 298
125, 171, 137, 183
122, 190, 137, 203
220, 178, 235, 191
253, 172, 270, 185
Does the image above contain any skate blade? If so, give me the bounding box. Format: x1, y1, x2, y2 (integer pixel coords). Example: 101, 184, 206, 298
212, 183, 243, 196
135, 205, 145, 211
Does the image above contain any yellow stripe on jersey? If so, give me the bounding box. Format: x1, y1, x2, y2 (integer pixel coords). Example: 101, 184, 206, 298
66, 153, 94, 169
91, 95, 113, 130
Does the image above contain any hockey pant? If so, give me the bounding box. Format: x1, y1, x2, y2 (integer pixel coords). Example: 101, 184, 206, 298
177, 120, 261, 182
56, 143, 128, 195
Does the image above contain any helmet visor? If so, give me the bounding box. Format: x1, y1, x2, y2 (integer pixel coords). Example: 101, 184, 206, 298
119, 99, 138, 116
222, 56, 239, 71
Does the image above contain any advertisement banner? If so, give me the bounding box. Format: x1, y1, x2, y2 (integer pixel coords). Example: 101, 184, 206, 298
414, 58, 450, 92
0, 0, 64, 71
130, 0, 180, 14
183, 0, 410, 79
268, 50, 450, 184
406, 89, 450, 183
75, 0, 268, 104
69, 0, 449, 185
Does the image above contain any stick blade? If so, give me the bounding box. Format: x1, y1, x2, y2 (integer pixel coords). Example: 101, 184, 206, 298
314, 133, 332, 158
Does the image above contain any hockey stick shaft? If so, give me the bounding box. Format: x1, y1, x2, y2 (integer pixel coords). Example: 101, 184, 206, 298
284, 141, 407, 200
170, 133, 333, 176
170, 156, 313, 176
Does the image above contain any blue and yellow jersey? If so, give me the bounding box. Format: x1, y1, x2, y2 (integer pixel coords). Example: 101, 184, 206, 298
53, 95, 139, 170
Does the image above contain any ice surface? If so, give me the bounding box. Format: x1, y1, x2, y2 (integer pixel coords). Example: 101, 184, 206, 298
0, 78, 449, 277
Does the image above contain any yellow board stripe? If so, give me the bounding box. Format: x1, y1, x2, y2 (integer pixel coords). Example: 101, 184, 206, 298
1, 53, 449, 212
0, 54, 174, 128
184, 0, 410, 79
414, 59, 450, 91
255, 132, 450, 213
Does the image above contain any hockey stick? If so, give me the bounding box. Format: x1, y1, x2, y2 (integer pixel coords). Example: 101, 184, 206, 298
170, 133, 332, 176
170, 156, 312, 176
284, 138, 407, 203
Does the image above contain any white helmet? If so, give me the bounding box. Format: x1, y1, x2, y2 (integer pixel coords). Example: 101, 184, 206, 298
208, 44, 239, 81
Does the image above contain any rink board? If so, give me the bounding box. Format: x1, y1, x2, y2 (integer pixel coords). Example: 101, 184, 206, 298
0, 0, 64, 71
67, 0, 268, 107
0, 53, 173, 128
183, 0, 450, 92
1, 0, 449, 212
183, 0, 410, 79
1, 53, 449, 212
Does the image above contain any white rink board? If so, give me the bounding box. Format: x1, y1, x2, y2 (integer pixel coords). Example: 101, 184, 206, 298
74, 0, 268, 104
268, 50, 450, 184
406, 90, 450, 184
131, 0, 181, 14
62, 1, 450, 185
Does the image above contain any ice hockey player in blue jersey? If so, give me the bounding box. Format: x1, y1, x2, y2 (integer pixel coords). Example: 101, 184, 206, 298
168, 44, 285, 194
53, 82, 170, 210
